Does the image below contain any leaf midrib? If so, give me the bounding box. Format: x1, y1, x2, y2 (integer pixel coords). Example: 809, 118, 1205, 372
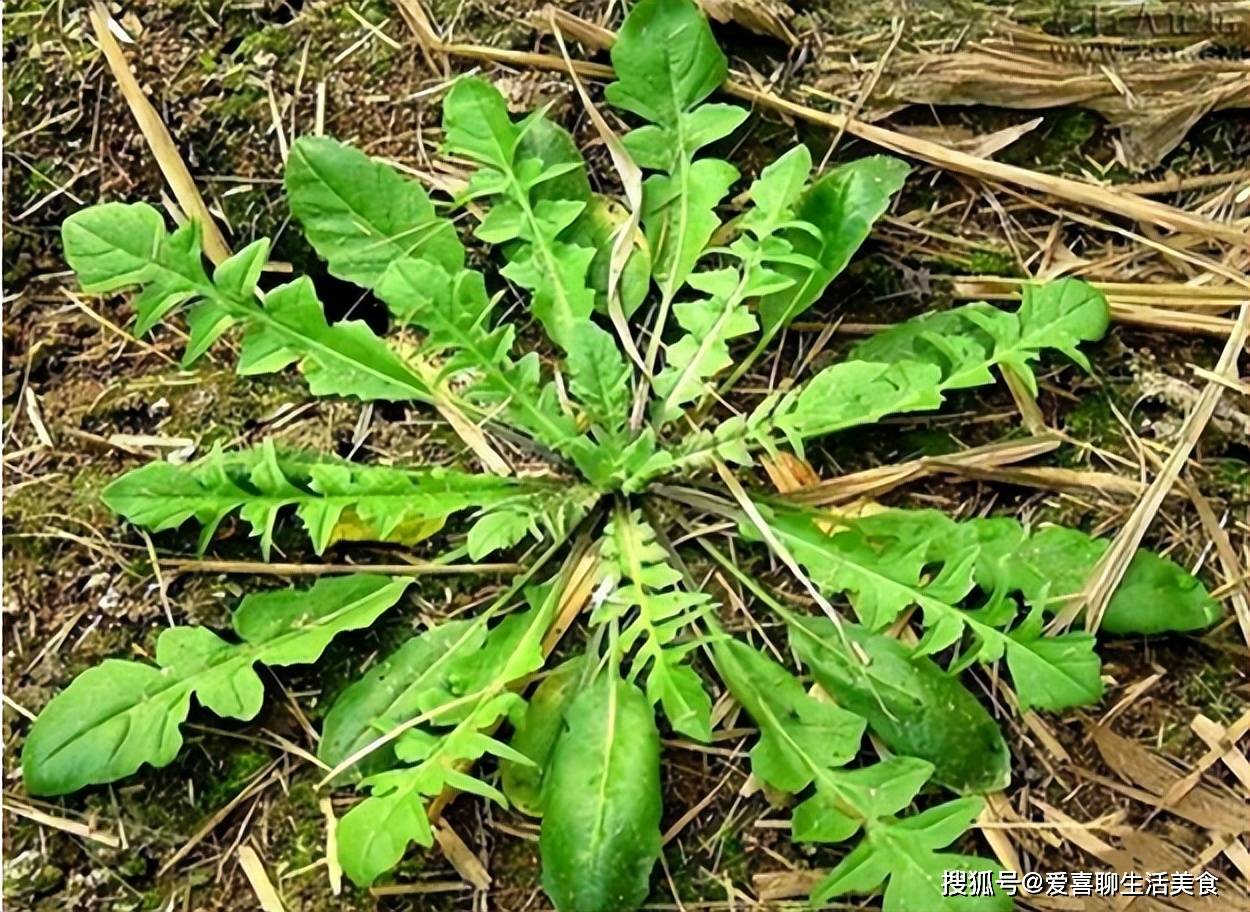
721, 645, 868, 826
781, 523, 1094, 703
36, 583, 403, 766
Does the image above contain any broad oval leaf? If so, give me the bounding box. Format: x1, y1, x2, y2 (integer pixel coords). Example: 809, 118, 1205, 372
540, 670, 662, 912
605, 0, 727, 126
285, 135, 465, 289
789, 618, 1011, 794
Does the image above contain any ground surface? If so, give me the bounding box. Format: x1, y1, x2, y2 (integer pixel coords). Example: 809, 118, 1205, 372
3, 1, 1249, 910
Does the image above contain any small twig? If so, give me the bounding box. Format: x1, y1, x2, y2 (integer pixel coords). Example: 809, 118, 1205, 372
158, 761, 282, 875
88, 2, 231, 263
238, 844, 286, 912
161, 558, 522, 576
3, 798, 121, 847
140, 530, 175, 626
400, 14, 1247, 245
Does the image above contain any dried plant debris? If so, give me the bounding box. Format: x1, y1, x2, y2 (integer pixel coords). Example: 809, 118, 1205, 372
799, 1, 1250, 170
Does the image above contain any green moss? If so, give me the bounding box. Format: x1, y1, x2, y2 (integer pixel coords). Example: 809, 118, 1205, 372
202, 746, 271, 808
1203, 458, 1250, 503
3, 850, 63, 900
269, 781, 328, 872
208, 82, 265, 117
845, 255, 901, 299
234, 24, 296, 60
967, 247, 1019, 277
899, 429, 960, 458
1060, 387, 1123, 457
1179, 656, 1245, 726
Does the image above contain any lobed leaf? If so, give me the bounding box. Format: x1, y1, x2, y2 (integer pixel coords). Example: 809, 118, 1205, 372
962, 518, 1221, 635
756, 155, 910, 343
598, 509, 714, 740
337, 587, 555, 886
651, 145, 816, 422
812, 797, 1010, 912
850, 277, 1109, 395
756, 503, 1105, 712
443, 80, 598, 352
651, 279, 1112, 481
103, 442, 561, 558
713, 633, 1007, 911
366, 102, 635, 481
62, 203, 434, 402
288, 134, 625, 470
787, 617, 1010, 794
608, 0, 747, 307
23, 576, 409, 796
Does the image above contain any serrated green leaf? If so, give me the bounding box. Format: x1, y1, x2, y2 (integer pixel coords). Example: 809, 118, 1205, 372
767, 359, 944, 452
655, 279, 1112, 481
851, 277, 1109, 395
756, 155, 910, 342
374, 258, 598, 469
285, 136, 464, 298
566, 324, 633, 440
599, 509, 714, 740
62, 202, 435, 403
812, 797, 1010, 912
338, 587, 556, 887
443, 78, 597, 353
764, 503, 1104, 713
607, 0, 746, 307
102, 443, 540, 557
466, 485, 595, 561
439, 83, 640, 483
967, 522, 1220, 635
706, 626, 1006, 910
23, 575, 409, 796
239, 275, 431, 400
540, 668, 662, 912
652, 146, 816, 422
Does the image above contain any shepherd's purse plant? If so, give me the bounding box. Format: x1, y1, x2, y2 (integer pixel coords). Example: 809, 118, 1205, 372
24, 1, 1222, 909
